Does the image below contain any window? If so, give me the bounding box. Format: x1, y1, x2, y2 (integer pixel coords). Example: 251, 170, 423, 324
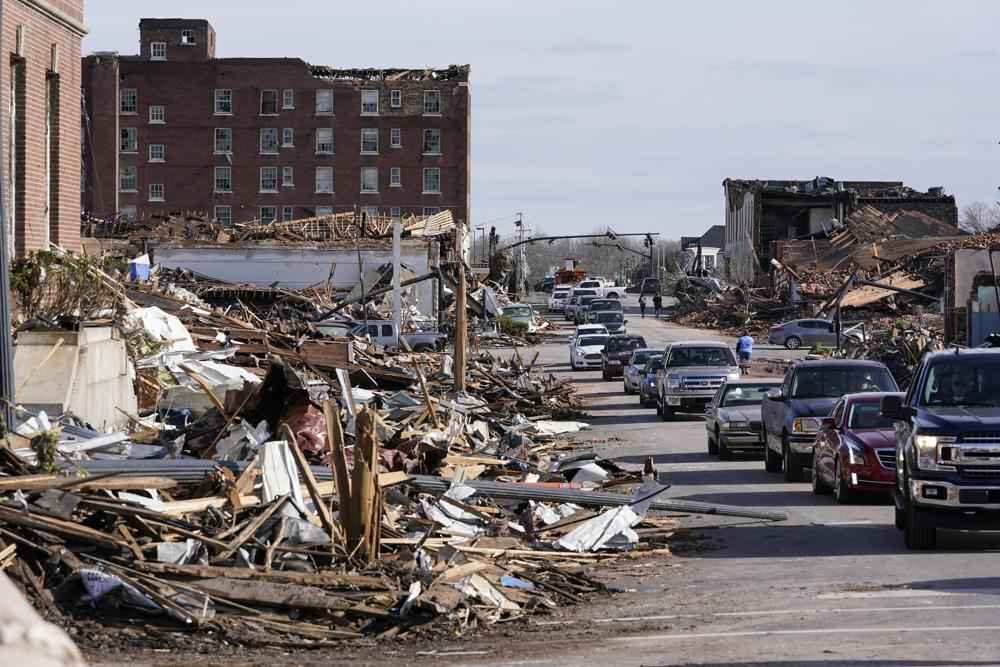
423, 90, 441, 115
315, 128, 334, 154
260, 128, 278, 154
361, 89, 378, 115
390, 89, 402, 108
282, 166, 294, 187
282, 128, 294, 147
120, 127, 137, 153
149, 183, 164, 202
282, 206, 294, 222
390, 167, 401, 187
148, 144, 165, 162
214, 89, 232, 114
150, 42, 166, 60
181, 29, 196, 45
422, 167, 441, 193
260, 89, 278, 115
390, 206, 401, 220
214, 205, 232, 226
315, 166, 333, 193
390, 128, 401, 148
316, 206, 334, 216
704, 254, 716, 270
214, 166, 232, 192
259, 206, 277, 224
361, 128, 378, 154
361, 167, 378, 193
149, 105, 165, 124
315, 88, 333, 114
423, 128, 441, 154
423, 207, 441, 216
260, 166, 278, 192
120, 88, 137, 114
362, 206, 379, 221
214, 128, 232, 154
282, 89, 294, 109
119, 166, 137, 192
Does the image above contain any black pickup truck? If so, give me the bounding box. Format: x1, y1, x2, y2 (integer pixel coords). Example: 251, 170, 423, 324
881, 348, 1000, 549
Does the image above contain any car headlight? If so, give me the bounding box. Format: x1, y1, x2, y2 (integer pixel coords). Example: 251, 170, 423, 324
666, 374, 681, 389
792, 417, 821, 434
845, 441, 868, 465
914, 434, 957, 472
574, 349, 585, 358
727, 372, 740, 381
721, 420, 749, 431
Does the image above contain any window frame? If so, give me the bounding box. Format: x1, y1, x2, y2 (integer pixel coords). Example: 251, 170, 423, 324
119, 165, 137, 192
361, 89, 379, 115
389, 166, 402, 188
119, 127, 138, 153
422, 167, 441, 194
259, 166, 279, 193
148, 183, 165, 202
214, 88, 233, 115
260, 89, 279, 115
315, 127, 334, 154
316, 206, 334, 216
148, 143, 165, 162
214, 127, 232, 154
315, 166, 334, 194
259, 206, 277, 224
282, 166, 294, 187
361, 167, 378, 193
214, 166, 232, 193
423, 207, 441, 216
390, 89, 402, 108
423, 90, 441, 115
282, 127, 294, 148
390, 206, 402, 220
360, 128, 379, 154
282, 88, 295, 109
315, 88, 334, 115
259, 127, 279, 155
148, 104, 165, 124
214, 205, 232, 226
150, 41, 167, 60
180, 29, 197, 45
120, 88, 138, 115
390, 127, 402, 148
282, 206, 294, 222
422, 128, 441, 155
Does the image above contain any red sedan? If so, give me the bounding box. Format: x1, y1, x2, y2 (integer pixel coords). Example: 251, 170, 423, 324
811, 392, 903, 503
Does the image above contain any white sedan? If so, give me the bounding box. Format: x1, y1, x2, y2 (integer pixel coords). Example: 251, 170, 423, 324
570, 334, 610, 371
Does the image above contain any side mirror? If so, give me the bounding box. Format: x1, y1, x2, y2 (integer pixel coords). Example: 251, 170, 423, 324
765, 388, 784, 401
880, 395, 910, 420
623, 319, 629, 324
821, 417, 836, 430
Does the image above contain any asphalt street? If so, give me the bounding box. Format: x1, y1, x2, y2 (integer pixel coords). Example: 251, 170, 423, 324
464, 294, 1000, 667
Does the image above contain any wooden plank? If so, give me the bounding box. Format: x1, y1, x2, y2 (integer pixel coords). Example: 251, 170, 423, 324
178, 363, 230, 418
128, 561, 393, 589
323, 399, 353, 545
213, 495, 288, 562
351, 408, 380, 564
0, 504, 126, 549
280, 424, 339, 543
190, 577, 353, 611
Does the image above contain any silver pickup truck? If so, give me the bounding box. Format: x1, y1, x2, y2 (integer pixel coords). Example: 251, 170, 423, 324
655, 341, 740, 420
350, 320, 447, 352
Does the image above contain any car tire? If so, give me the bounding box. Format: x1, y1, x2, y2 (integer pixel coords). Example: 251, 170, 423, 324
784, 336, 802, 350
764, 429, 782, 473
607, 292, 619, 299
707, 428, 719, 455
782, 435, 805, 482
718, 430, 732, 460
811, 453, 831, 494
623, 382, 631, 394
894, 503, 905, 530
833, 457, 855, 504
904, 498, 937, 549
662, 407, 673, 421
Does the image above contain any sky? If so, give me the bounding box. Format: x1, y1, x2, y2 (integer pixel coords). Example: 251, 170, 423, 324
84, 1, 1000, 240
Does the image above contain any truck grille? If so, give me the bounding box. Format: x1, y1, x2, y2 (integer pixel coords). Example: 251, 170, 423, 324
959, 433, 1000, 446
960, 467, 1000, 480
681, 376, 726, 391
875, 449, 896, 469
585, 353, 602, 361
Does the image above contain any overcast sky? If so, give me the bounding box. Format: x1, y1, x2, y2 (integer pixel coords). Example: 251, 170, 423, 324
84, 1, 999, 239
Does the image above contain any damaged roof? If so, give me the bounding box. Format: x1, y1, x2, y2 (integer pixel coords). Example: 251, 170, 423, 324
309, 64, 470, 82
724, 176, 951, 200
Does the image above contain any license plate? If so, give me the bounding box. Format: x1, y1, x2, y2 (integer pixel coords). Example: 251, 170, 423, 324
667, 396, 681, 406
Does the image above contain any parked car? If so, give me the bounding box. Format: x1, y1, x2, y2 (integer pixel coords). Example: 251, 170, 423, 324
350, 320, 447, 352
880, 349, 1000, 548
768, 319, 864, 350
501, 303, 537, 333
656, 341, 741, 420
574, 324, 609, 338
601, 335, 647, 380
590, 310, 627, 335
574, 295, 600, 324
570, 334, 609, 371
640, 277, 661, 296
761, 359, 898, 482
587, 298, 623, 314
705, 379, 782, 459
548, 288, 572, 313
624, 347, 657, 394
575, 279, 622, 299
812, 392, 902, 503
638, 354, 664, 407
565, 289, 597, 321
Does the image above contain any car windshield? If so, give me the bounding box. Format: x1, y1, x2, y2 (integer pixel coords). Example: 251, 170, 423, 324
596, 312, 623, 323
553, 291, 569, 298
579, 297, 596, 306
591, 300, 621, 311
921, 358, 1000, 407
578, 335, 609, 347
721, 383, 777, 407
609, 337, 645, 352
665, 346, 736, 367
630, 350, 653, 366
790, 366, 896, 399
503, 306, 532, 318
848, 401, 896, 429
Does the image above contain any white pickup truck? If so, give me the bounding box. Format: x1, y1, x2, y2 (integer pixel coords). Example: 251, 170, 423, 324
576, 279, 622, 299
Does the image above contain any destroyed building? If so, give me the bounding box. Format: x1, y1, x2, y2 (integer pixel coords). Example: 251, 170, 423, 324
82, 18, 470, 226
723, 177, 957, 275
0, 0, 87, 255
680, 225, 725, 274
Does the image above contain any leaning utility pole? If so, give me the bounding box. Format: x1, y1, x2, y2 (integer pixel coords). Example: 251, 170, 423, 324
0, 0, 15, 430
391, 220, 402, 348
453, 223, 467, 392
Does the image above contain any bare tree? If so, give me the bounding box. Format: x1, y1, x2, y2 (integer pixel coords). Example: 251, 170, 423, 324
959, 201, 1000, 234
727, 238, 757, 316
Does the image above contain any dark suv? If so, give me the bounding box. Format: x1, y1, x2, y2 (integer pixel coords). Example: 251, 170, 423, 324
881, 349, 1000, 549
602, 335, 647, 380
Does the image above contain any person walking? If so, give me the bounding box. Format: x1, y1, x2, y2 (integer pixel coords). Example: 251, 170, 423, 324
638, 296, 647, 318
736, 330, 754, 375
652, 293, 663, 319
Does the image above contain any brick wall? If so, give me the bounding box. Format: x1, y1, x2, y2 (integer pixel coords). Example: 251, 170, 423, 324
1, 0, 84, 254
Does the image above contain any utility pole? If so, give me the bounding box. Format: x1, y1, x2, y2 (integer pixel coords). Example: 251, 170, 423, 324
454, 223, 467, 393
0, 0, 11, 430
514, 212, 524, 299
392, 219, 402, 348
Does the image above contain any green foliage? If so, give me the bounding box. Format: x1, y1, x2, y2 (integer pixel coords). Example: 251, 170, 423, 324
499, 316, 529, 336
31, 429, 60, 473
10, 251, 120, 324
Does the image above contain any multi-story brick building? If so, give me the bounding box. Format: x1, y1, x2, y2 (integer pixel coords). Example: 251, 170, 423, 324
82, 18, 470, 227
2, 0, 86, 255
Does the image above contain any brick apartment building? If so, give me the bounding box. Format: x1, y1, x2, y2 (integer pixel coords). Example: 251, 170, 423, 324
2, 0, 85, 254
82, 18, 470, 227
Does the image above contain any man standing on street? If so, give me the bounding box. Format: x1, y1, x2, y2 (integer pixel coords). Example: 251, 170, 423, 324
652, 293, 662, 318
736, 331, 753, 375
639, 295, 647, 318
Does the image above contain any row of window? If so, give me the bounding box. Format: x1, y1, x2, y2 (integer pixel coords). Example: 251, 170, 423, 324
120, 166, 443, 196
120, 88, 443, 117
211, 205, 443, 226
121, 126, 442, 156
149, 30, 197, 59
